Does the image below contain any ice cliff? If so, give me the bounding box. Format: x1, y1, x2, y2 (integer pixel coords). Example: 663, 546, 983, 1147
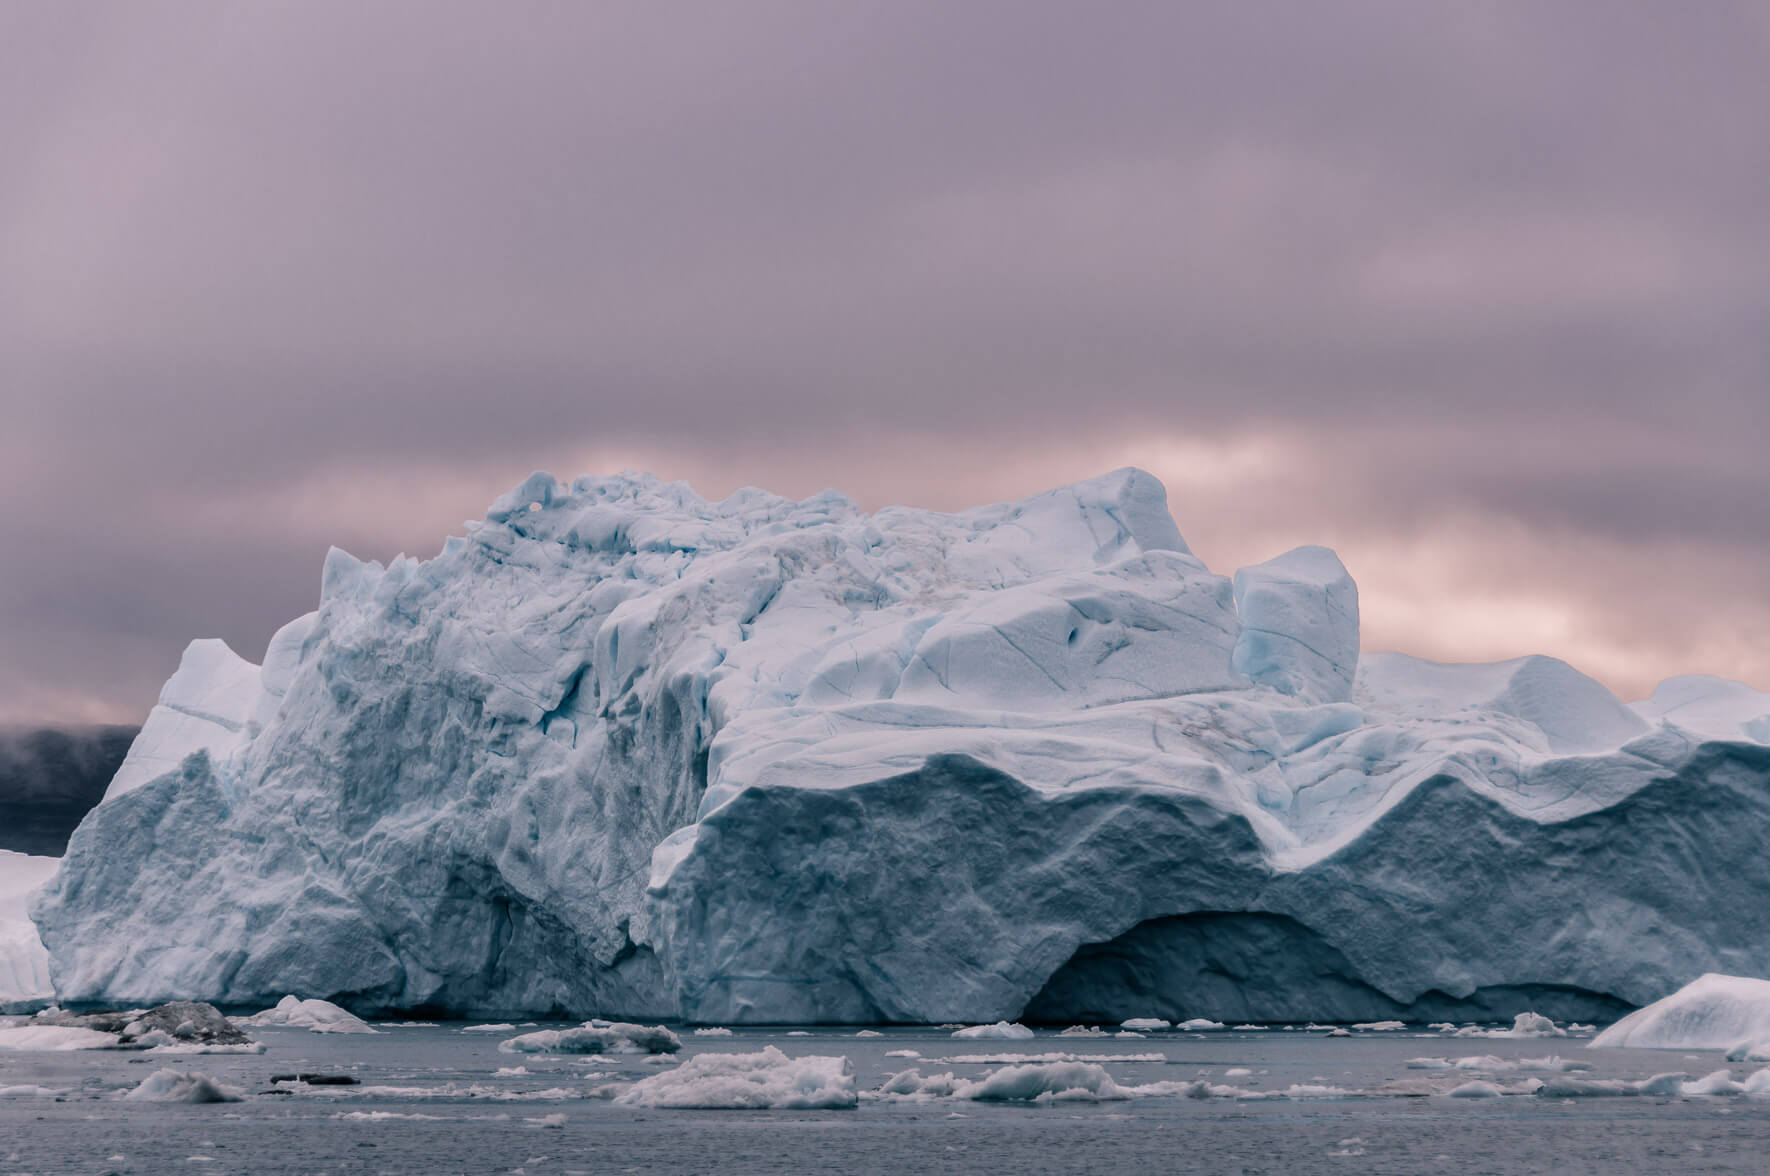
31, 469, 1770, 1023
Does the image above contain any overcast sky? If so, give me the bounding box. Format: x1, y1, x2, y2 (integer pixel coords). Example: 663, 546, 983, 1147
3, 1, 1767, 725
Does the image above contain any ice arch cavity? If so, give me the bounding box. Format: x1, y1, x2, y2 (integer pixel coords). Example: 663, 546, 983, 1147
1021, 911, 1635, 1025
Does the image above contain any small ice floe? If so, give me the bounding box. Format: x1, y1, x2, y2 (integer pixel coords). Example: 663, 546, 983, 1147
494, 1066, 530, 1077
1725, 1041, 1770, 1062
124, 1068, 242, 1103
614, 1046, 856, 1109
1224, 1068, 1252, 1078
1115, 1031, 1145, 1039
335, 1111, 446, 1121
240, 995, 377, 1034
526, 1113, 567, 1128
1454, 1013, 1564, 1040
950, 1022, 1033, 1040
379, 1021, 440, 1028
1058, 1025, 1106, 1037
460, 1023, 517, 1033
0, 1083, 65, 1097
937, 1052, 1163, 1065
885, 1049, 921, 1059
1325, 1028, 1352, 1037
1447, 1080, 1503, 1098
878, 1062, 1126, 1102
499, 1021, 681, 1056
1406, 1056, 1590, 1073
1533, 1069, 1770, 1098
1176, 1018, 1225, 1031
0, 1025, 119, 1051
1120, 1018, 1169, 1031
854, 1030, 883, 1038
785, 1031, 812, 1037
1593, 974, 1770, 1051
1351, 1021, 1406, 1031
1233, 1025, 1264, 1031
693, 1028, 733, 1037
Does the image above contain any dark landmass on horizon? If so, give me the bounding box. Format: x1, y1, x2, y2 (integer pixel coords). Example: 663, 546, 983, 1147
0, 725, 137, 856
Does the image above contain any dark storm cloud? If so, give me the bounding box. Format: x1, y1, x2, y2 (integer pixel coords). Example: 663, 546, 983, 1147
2, 1, 1767, 720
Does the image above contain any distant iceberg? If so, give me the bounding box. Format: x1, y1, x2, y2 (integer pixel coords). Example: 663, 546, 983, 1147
30, 469, 1770, 1024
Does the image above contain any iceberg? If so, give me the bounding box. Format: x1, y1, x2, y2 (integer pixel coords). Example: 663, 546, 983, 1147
0, 851, 58, 1013
29, 469, 1770, 1025
1590, 974, 1770, 1051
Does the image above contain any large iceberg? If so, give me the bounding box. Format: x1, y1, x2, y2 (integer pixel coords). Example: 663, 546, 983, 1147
31, 469, 1770, 1023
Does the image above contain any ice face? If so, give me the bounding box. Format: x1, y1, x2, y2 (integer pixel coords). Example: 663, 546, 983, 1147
31, 468, 1770, 1024
1231, 546, 1359, 704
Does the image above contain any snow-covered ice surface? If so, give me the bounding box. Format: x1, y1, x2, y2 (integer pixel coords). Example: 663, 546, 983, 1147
32, 468, 1770, 1026
1591, 974, 1770, 1051
0, 1024, 1767, 1174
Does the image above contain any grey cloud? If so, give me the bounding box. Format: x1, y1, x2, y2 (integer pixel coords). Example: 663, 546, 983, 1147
2, 1, 1766, 720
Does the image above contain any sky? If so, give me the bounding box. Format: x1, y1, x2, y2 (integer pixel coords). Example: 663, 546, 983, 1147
3, 1, 1767, 726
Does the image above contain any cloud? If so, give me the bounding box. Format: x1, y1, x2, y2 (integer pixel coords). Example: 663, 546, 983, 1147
1, 1, 1766, 721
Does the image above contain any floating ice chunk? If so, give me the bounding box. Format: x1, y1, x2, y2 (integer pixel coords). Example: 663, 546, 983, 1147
1325, 1028, 1352, 1037
124, 1068, 241, 1103
1455, 1013, 1564, 1040
959, 1061, 1129, 1102
1680, 1070, 1746, 1096
500, 1022, 680, 1055
1176, 1018, 1225, 1031
1447, 1080, 1503, 1098
240, 995, 377, 1034
1592, 974, 1770, 1051
854, 1029, 882, 1038
1536, 1072, 1689, 1098
881, 1068, 963, 1098
885, 1049, 920, 1059
1725, 1041, 1770, 1063
615, 1046, 855, 1109
692, 1027, 733, 1037
1351, 1021, 1406, 1031
460, 1023, 518, 1032
0, 1084, 64, 1097
1058, 1025, 1106, 1037
1120, 1018, 1170, 1031
951, 1021, 1033, 1040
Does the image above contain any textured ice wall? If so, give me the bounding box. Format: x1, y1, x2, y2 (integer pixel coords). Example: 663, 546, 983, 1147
32, 467, 1770, 1021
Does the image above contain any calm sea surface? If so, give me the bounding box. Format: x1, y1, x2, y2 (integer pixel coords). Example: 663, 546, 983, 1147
4, 1023, 1768, 1174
